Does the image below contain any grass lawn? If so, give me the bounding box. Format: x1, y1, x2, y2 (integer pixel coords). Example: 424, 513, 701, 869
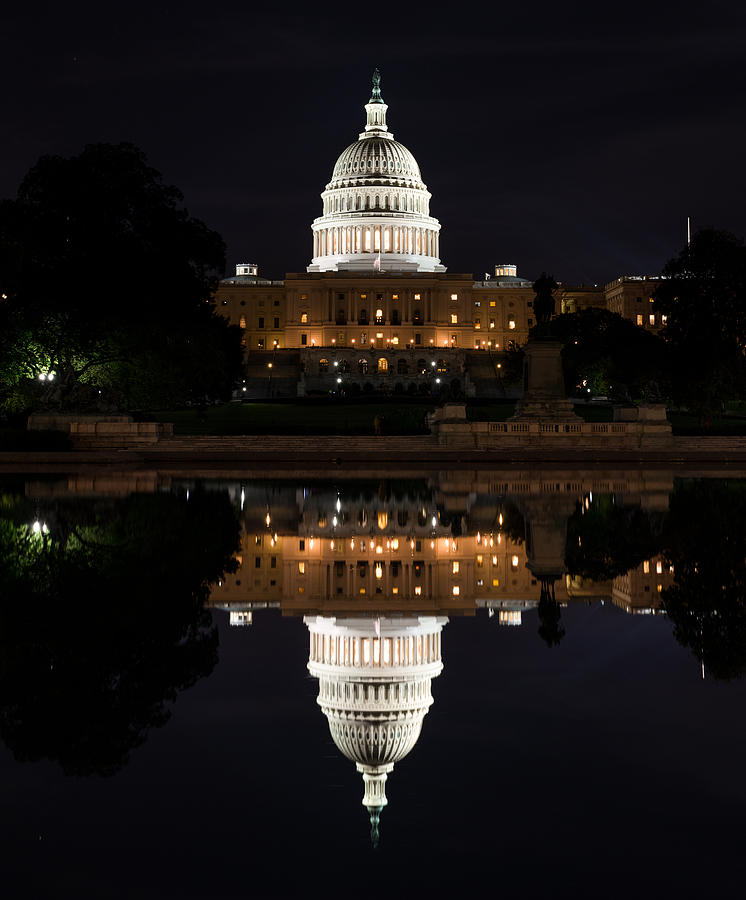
139, 401, 438, 435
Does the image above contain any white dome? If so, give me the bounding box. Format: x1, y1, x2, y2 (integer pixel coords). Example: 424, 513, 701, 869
307, 70, 445, 274
330, 137, 423, 187
305, 614, 447, 845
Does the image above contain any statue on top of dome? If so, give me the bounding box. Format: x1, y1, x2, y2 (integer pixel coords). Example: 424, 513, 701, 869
370, 67, 383, 103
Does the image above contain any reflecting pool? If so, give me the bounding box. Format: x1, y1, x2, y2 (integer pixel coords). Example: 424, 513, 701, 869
2, 468, 746, 898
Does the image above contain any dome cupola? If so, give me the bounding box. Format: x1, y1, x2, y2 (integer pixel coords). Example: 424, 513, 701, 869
308, 70, 445, 273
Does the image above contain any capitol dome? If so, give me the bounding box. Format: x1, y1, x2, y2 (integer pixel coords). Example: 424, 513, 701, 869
305, 615, 447, 846
308, 70, 445, 273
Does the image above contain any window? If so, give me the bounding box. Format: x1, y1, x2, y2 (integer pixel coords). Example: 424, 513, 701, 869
255, 557, 261, 568
301, 313, 308, 323
338, 293, 345, 301
301, 294, 308, 300
273, 317, 279, 329
258, 317, 264, 329
474, 300, 481, 307
415, 333, 422, 345
271, 557, 277, 568
649, 314, 655, 326
301, 334, 307, 345
375, 308, 384, 324
378, 357, 388, 373
489, 300, 496, 307
508, 317, 516, 330
662, 314, 668, 325
452, 561, 460, 574
450, 293, 458, 301
474, 318, 481, 329
273, 300, 280, 306
298, 562, 305, 574
239, 316, 246, 328
643, 560, 650, 573
636, 314, 644, 326
489, 319, 495, 329
319, 358, 329, 373
451, 313, 458, 324
257, 338, 265, 349
299, 539, 305, 551
392, 293, 399, 300
414, 293, 421, 300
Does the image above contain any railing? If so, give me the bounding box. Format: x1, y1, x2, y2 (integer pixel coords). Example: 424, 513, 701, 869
486, 421, 633, 436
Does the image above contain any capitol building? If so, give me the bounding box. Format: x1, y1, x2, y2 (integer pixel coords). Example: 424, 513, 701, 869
215, 71, 665, 397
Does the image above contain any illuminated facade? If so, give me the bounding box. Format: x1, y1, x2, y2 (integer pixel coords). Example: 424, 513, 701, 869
214, 72, 665, 394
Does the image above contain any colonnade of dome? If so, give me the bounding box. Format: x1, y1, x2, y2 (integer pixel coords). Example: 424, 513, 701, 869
308, 70, 445, 274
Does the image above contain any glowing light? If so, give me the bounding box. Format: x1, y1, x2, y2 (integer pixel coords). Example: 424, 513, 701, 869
498, 513, 503, 526
452, 586, 460, 596
265, 513, 271, 526
375, 564, 383, 579
431, 515, 437, 527
391, 539, 399, 550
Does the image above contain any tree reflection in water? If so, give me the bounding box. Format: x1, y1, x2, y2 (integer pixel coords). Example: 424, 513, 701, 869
565, 480, 746, 679
661, 481, 746, 681
0, 487, 241, 775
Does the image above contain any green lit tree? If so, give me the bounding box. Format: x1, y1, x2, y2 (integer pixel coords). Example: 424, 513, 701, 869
0, 143, 243, 415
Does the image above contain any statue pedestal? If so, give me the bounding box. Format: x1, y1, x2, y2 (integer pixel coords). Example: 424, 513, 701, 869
510, 340, 581, 422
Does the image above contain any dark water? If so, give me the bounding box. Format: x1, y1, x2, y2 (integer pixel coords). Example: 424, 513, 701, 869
1, 470, 746, 899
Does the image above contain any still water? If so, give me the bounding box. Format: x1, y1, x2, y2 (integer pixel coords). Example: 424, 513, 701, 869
2, 468, 746, 898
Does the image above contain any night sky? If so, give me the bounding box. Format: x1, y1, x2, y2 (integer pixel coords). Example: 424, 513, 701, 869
3, 2, 746, 283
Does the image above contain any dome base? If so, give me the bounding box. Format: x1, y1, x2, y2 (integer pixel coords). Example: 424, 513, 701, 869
308, 252, 446, 274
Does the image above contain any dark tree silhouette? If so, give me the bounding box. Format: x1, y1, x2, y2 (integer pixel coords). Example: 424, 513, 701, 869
0, 487, 241, 774
0, 143, 243, 414
654, 229, 746, 421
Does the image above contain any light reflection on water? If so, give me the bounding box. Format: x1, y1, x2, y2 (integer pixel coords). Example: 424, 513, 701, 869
2, 469, 746, 896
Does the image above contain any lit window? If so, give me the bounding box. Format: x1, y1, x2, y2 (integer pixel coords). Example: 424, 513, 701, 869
452, 586, 460, 596
301, 294, 308, 300
452, 561, 460, 574
490, 319, 495, 328
474, 300, 481, 307
414, 293, 421, 300
451, 293, 458, 301
298, 562, 305, 574
391, 336, 399, 344
375, 564, 383, 579
657, 584, 663, 593
637, 314, 644, 326
392, 587, 399, 594
474, 318, 480, 329
662, 314, 668, 325
415, 586, 422, 596
492, 578, 499, 587
450, 313, 458, 324
511, 555, 519, 569
508, 317, 516, 330
476, 555, 483, 566
649, 314, 655, 326
376, 332, 383, 338
393, 293, 399, 300
301, 313, 308, 323
492, 555, 497, 565
656, 560, 663, 574
298, 586, 305, 594
643, 560, 650, 573
489, 300, 496, 307
477, 579, 484, 586
239, 316, 246, 328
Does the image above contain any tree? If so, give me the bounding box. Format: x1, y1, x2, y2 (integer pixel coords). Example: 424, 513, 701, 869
654, 229, 746, 421
546, 307, 669, 401
0, 143, 243, 414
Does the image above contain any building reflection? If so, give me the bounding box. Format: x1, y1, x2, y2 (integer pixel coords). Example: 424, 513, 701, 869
206, 472, 683, 841
306, 614, 446, 846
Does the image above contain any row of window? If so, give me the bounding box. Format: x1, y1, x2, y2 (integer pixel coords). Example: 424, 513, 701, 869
317, 358, 452, 374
